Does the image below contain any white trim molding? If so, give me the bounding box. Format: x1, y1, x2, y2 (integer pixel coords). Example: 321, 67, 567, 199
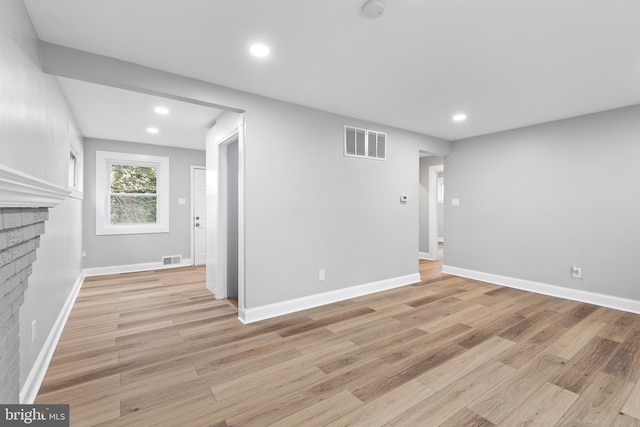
84, 258, 193, 277
20, 272, 84, 404
0, 164, 70, 208
95, 151, 170, 235
442, 265, 640, 314
239, 273, 421, 324
419, 252, 435, 261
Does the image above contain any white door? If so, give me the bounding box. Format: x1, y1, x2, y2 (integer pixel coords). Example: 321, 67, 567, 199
193, 168, 207, 265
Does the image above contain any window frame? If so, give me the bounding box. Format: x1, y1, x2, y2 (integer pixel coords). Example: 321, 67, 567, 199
95, 150, 170, 235
68, 122, 84, 199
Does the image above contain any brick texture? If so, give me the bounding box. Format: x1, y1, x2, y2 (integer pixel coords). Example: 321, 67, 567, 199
0, 208, 48, 403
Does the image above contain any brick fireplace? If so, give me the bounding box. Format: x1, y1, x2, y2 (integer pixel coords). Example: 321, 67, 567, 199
0, 166, 69, 403
0, 208, 48, 402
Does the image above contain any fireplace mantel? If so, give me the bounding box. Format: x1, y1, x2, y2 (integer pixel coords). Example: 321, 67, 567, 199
0, 164, 70, 208
0, 163, 71, 403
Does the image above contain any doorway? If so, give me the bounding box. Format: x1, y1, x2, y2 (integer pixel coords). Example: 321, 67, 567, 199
191, 166, 207, 265
419, 154, 444, 260
431, 165, 444, 259
225, 140, 239, 301
205, 112, 245, 316
217, 135, 241, 305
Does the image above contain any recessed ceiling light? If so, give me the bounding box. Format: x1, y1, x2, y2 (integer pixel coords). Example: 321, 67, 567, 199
154, 106, 169, 115
250, 44, 271, 58
147, 127, 159, 134
452, 114, 467, 122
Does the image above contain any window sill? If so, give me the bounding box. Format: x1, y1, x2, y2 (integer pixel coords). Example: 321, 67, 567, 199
96, 224, 169, 236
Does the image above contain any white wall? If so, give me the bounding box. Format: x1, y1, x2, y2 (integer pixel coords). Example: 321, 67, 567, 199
0, 0, 84, 397
39, 44, 452, 313
243, 99, 447, 308
82, 138, 205, 269
0, 1, 70, 188
445, 104, 640, 301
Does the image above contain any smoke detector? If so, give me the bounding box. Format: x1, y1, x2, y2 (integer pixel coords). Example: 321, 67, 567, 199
362, 0, 385, 19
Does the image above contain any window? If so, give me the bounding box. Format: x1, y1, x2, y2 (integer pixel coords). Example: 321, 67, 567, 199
344, 126, 386, 160
68, 122, 84, 199
96, 151, 169, 235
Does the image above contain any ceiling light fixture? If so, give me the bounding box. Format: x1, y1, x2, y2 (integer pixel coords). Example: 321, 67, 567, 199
155, 107, 169, 115
250, 44, 271, 58
452, 114, 467, 122
362, 0, 386, 19
147, 127, 159, 134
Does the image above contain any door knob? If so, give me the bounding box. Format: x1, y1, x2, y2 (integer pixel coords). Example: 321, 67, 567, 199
195, 223, 200, 227
196, 216, 200, 220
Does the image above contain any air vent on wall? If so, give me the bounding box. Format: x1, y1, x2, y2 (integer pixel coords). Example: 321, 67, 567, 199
344, 126, 386, 160
162, 255, 182, 266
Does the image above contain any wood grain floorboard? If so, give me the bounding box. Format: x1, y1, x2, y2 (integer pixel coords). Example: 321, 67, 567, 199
440, 408, 495, 427
35, 261, 640, 426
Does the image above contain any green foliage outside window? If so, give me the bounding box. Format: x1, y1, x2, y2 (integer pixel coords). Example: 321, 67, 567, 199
110, 164, 158, 224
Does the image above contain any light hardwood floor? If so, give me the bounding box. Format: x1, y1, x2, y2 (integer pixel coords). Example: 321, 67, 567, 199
36, 260, 640, 426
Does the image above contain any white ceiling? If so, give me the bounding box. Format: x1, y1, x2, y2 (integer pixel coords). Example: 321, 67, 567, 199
24, 0, 640, 145
58, 78, 222, 150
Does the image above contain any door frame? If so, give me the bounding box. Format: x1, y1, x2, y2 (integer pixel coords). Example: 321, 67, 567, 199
216, 130, 244, 309
428, 164, 444, 260
190, 165, 206, 265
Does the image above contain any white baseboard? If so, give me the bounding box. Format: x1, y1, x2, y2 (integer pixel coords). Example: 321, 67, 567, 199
239, 273, 421, 324
419, 252, 436, 260
20, 272, 84, 404
83, 258, 193, 277
442, 265, 640, 314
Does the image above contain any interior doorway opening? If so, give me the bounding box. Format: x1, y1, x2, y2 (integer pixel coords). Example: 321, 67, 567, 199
221, 138, 239, 303
419, 153, 444, 261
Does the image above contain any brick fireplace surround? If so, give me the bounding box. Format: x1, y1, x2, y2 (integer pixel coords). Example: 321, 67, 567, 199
0, 208, 48, 403
0, 165, 69, 403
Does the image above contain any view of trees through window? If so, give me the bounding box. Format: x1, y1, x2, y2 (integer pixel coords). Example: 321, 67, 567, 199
109, 164, 158, 224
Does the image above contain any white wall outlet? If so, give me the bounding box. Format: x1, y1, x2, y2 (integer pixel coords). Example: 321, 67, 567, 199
319, 269, 325, 281
31, 320, 36, 343
571, 265, 582, 279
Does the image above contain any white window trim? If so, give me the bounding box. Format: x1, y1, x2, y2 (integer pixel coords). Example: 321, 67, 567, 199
95, 150, 170, 235
68, 122, 84, 199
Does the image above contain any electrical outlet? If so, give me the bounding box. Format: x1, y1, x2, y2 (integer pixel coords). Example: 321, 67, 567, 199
319, 269, 325, 281
31, 320, 36, 343
571, 265, 582, 279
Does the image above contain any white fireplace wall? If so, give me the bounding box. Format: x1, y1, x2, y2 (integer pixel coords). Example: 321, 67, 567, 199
1, 0, 84, 403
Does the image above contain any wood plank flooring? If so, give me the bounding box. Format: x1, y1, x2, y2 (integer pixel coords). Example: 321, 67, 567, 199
36, 261, 640, 426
